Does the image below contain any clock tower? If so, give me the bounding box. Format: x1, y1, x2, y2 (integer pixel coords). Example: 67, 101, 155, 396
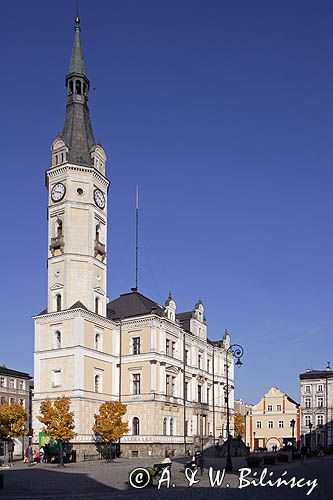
47, 16, 108, 316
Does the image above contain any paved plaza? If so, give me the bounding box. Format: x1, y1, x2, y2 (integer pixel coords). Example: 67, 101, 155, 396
1, 454, 333, 500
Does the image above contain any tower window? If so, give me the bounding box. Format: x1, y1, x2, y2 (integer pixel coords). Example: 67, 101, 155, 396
61, 153, 64, 163
95, 333, 101, 351
95, 225, 100, 242
132, 417, 140, 436
56, 294, 62, 312
94, 374, 101, 393
163, 417, 167, 436
95, 297, 99, 315
55, 330, 61, 349
69, 80, 73, 94
55, 154, 58, 165
57, 220, 63, 237
76, 80, 82, 95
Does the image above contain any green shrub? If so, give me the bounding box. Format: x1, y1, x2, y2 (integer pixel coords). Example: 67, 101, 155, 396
277, 453, 288, 462
263, 455, 276, 465
245, 456, 262, 467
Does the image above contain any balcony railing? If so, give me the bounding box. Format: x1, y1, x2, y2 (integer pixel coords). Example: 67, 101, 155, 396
94, 240, 106, 260
50, 236, 64, 254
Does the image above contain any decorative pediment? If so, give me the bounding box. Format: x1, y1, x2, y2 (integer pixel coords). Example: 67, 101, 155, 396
165, 365, 180, 374
50, 283, 64, 291
94, 287, 105, 296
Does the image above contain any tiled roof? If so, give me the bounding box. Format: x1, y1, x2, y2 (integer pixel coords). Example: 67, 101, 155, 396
107, 291, 165, 321
0, 366, 31, 379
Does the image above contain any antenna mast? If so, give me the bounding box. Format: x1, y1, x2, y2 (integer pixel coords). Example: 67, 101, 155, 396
135, 186, 139, 291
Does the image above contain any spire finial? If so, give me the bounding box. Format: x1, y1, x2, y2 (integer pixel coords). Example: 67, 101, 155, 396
75, 1, 81, 32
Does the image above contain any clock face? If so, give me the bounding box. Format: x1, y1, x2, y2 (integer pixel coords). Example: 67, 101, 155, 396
94, 188, 105, 209
51, 183, 66, 202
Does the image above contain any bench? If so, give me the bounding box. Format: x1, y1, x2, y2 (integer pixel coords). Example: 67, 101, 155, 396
153, 463, 171, 476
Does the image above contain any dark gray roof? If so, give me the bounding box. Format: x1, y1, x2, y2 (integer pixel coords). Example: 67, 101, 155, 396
176, 311, 193, 333
300, 369, 333, 380
69, 300, 88, 310
69, 20, 87, 75
107, 291, 165, 321
0, 366, 32, 379
61, 18, 96, 167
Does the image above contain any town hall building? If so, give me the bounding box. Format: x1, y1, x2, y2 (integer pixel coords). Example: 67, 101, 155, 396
32, 16, 235, 459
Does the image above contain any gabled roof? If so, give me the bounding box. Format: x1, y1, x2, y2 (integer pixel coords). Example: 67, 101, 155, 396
107, 291, 165, 321
69, 300, 88, 311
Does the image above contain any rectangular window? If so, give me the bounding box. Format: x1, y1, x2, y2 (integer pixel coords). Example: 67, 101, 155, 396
305, 398, 311, 408
276, 404, 282, 411
305, 385, 311, 393
318, 384, 323, 392
9, 379, 15, 389
268, 421, 273, 429
207, 386, 210, 404
304, 415, 311, 426
256, 421, 262, 429
197, 384, 202, 403
166, 339, 171, 356
52, 369, 61, 387
184, 349, 189, 365
317, 415, 324, 426
166, 375, 171, 395
172, 376, 176, 396
133, 374, 141, 395
267, 404, 272, 411
198, 354, 202, 369
184, 382, 189, 401
317, 397, 324, 407
278, 420, 284, 428
0, 377, 5, 388
18, 380, 24, 390
172, 341, 176, 358
207, 358, 210, 373
132, 337, 141, 355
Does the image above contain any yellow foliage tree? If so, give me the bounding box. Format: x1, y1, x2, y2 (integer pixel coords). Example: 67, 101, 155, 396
93, 401, 129, 445
234, 412, 246, 439
0, 402, 28, 440
38, 396, 76, 465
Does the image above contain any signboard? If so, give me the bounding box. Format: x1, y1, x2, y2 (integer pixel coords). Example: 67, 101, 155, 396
38, 432, 61, 453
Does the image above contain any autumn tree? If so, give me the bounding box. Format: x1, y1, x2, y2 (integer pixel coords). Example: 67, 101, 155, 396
234, 412, 246, 439
38, 396, 76, 465
0, 402, 28, 440
92, 401, 129, 460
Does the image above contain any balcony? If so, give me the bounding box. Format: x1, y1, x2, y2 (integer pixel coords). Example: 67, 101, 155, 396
50, 236, 64, 255
94, 240, 106, 260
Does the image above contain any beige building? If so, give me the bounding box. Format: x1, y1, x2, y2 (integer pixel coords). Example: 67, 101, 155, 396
32, 17, 236, 459
245, 387, 300, 451
0, 366, 32, 456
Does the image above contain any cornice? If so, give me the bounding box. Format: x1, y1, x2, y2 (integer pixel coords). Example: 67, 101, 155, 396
46, 164, 109, 189
33, 307, 117, 329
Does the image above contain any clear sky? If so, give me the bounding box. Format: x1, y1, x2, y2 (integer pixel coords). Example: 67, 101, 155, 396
1, 0, 333, 404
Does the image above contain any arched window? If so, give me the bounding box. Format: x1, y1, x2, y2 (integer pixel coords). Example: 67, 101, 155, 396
56, 294, 61, 312
95, 297, 99, 315
94, 374, 100, 393
57, 219, 63, 238
83, 83, 87, 95
133, 417, 140, 436
95, 333, 101, 351
69, 80, 73, 94
76, 80, 82, 95
163, 418, 167, 436
170, 418, 174, 436
55, 330, 61, 349
55, 154, 58, 165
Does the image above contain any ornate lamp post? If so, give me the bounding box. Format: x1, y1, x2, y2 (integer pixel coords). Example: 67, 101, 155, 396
290, 419, 296, 460
308, 422, 313, 452
225, 343, 244, 472
253, 431, 256, 452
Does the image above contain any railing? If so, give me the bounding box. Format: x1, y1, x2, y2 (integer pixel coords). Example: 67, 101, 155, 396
122, 435, 188, 444
50, 236, 64, 254
94, 240, 106, 259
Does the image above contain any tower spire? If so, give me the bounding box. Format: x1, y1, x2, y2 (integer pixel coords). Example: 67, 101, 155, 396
61, 15, 96, 166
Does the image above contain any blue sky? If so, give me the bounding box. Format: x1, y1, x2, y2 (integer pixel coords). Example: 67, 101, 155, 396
1, 0, 333, 404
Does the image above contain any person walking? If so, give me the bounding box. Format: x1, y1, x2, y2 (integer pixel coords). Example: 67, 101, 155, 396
27, 444, 33, 466
301, 444, 308, 464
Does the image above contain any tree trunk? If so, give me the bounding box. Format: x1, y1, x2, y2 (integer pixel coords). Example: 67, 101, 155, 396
60, 441, 64, 467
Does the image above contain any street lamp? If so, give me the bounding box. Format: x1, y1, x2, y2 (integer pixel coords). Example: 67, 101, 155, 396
308, 422, 313, 452
290, 419, 296, 460
225, 343, 244, 472
253, 431, 256, 452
